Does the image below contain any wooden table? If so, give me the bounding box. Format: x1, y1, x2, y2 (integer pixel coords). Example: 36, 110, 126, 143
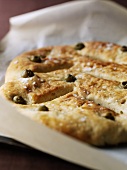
0, 0, 127, 170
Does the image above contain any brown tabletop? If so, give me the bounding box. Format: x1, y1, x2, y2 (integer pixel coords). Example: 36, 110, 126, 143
0, 0, 127, 170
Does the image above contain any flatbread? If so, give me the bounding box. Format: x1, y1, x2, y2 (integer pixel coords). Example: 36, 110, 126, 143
1, 41, 127, 146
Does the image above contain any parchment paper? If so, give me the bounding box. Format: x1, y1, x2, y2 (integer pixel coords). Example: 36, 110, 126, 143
0, 0, 127, 169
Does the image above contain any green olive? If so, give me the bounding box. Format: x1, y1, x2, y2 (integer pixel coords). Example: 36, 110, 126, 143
121, 81, 127, 89
22, 69, 34, 78
74, 42, 85, 50
121, 46, 127, 52
13, 96, 26, 105
30, 56, 42, 63
104, 113, 115, 121
65, 74, 76, 82
40, 54, 46, 59
38, 105, 49, 111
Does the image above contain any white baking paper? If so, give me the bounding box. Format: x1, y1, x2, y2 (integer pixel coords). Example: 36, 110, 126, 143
0, 0, 127, 169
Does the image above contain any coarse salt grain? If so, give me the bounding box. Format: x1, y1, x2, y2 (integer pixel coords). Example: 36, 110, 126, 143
13, 60, 18, 64
33, 82, 36, 85
19, 78, 29, 84
98, 45, 102, 49
87, 103, 93, 106
102, 85, 107, 89
105, 43, 113, 51
80, 116, 86, 122
83, 67, 92, 72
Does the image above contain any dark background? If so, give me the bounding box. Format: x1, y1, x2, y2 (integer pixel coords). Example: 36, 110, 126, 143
0, 0, 127, 40
0, 0, 127, 170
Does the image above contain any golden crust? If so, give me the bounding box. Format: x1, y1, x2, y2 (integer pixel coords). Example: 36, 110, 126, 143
1, 41, 127, 146
80, 41, 127, 64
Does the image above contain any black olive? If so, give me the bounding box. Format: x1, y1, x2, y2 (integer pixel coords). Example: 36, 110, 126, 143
75, 43, 85, 50
22, 69, 34, 78
105, 113, 115, 121
121, 46, 127, 52
65, 74, 77, 82
38, 105, 49, 111
121, 81, 127, 89
30, 56, 42, 63
13, 96, 26, 105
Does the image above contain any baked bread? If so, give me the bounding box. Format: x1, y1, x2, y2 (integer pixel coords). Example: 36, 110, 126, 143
1, 41, 127, 146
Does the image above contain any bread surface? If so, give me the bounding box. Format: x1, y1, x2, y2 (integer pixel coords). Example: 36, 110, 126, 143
1, 41, 127, 146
